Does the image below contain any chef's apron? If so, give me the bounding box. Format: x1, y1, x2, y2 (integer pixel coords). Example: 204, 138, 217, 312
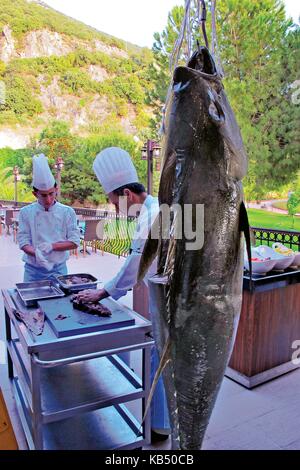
24, 262, 67, 282
24, 209, 68, 282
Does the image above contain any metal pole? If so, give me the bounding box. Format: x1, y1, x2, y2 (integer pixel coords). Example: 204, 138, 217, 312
56, 168, 61, 201
147, 140, 153, 195
14, 177, 17, 205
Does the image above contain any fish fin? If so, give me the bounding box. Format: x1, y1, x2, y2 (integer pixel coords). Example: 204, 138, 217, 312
159, 150, 176, 205
239, 201, 252, 288
216, 89, 248, 180
137, 214, 160, 282
141, 337, 171, 426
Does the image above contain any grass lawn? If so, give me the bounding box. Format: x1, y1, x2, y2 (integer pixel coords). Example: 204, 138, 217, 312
272, 201, 300, 212
248, 209, 300, 232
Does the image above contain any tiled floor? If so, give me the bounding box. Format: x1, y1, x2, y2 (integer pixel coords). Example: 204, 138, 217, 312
0, 232, 299, 450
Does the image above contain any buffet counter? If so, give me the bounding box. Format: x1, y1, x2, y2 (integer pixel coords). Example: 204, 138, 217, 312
227, 268, 300, 388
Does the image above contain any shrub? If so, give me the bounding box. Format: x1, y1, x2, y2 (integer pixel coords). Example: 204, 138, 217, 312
0, 0, 128, 51
60, 69, 94, 94
3, 75, 42, 116
0, 147, 29, 169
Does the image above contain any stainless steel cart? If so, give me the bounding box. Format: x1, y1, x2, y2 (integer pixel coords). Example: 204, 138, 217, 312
2, 289, 154, 450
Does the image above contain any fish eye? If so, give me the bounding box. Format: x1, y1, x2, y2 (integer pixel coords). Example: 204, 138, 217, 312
173, 80, 191, 93
173, 67, 192, 93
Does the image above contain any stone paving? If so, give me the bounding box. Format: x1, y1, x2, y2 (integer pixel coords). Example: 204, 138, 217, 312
0, 231, 299, 450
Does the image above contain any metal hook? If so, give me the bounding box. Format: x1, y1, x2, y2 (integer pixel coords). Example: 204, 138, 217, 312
200, 0, 209, 49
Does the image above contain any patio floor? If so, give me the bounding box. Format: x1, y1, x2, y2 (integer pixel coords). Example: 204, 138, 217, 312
0, 231, 300, 450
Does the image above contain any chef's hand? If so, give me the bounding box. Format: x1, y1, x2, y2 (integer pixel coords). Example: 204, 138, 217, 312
35, 248, 54, 271
75, 288, 109, 303
38, 242, 53, 254
22, 245, 35, 257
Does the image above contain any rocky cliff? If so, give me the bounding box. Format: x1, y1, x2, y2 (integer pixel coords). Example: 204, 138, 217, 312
0, 0, 153, 148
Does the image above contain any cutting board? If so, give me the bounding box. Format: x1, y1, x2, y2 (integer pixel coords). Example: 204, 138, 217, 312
38, 296, 135, 338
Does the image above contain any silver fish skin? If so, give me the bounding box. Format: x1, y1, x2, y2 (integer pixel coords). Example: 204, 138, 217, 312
143, 46, 249, 450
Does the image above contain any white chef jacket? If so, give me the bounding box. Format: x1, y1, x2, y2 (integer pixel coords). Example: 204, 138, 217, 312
104, 195, 159, 300
18, 201, 80, 267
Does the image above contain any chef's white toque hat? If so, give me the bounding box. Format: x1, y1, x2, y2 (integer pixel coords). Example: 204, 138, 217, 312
32, 154, 56, 191
93, 147, 138, 194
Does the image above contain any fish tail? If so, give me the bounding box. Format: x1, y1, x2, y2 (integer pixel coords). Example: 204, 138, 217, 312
141, 337, 171, 426
239, 201, 253, 288
137, 214, 160, 282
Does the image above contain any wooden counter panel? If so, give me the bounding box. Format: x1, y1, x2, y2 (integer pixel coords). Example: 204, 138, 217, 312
229, 284, 300, 376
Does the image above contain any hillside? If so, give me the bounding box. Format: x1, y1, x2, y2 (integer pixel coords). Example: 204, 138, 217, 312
0, 0, 154, 148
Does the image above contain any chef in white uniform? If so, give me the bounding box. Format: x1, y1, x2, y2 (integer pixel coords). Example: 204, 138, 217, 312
76, 147, 170, 441
17, 154, 80, 282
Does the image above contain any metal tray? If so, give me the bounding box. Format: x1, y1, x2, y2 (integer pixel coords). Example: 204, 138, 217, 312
55, 273, 98, 293
16, 280, 65, 307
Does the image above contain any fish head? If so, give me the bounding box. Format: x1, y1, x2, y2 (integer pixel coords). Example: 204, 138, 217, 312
164, 47, 248, 181
166, 47, 223, 147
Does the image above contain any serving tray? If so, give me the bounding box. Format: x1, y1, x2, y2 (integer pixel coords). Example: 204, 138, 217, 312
16, 280, 65, 307
55, 273, 98, 293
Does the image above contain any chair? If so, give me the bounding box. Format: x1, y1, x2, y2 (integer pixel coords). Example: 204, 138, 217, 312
80, 219, 106, 257
4, 210, 14, 235
0, 210, 5, 236
12, 211, 19, 243
69, 216, 85, 257
0, 218, 4, 236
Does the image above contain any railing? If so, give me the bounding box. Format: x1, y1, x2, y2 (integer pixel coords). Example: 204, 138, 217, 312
1, 200, 299, 255
97, 218, 137, 257
251, 227, 300, 252
0, 199, 29, 208
74, 207, 116, 219
83, 224, 300, 257
73, 208, 137, 257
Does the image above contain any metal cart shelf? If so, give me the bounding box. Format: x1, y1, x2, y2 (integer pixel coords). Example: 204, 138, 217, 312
2, 289, 154, 450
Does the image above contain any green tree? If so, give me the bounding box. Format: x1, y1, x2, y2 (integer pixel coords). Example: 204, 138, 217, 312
0, 167, 34, 202
2, 75, 43, 116
60, 69, 94, 94
150, 1, 298, 199
0, 147, 29, 170
287, 192, 300, 227
61, 130, 149, 205
148, 6, 186, 134
267, 27, 300, 183
21, 121, 147, 206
